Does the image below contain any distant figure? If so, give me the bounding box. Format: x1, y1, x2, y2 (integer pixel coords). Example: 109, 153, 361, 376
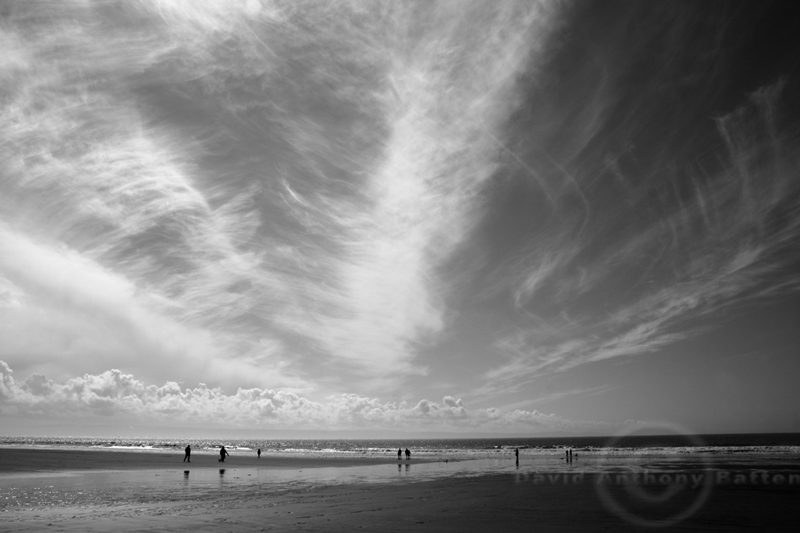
569, 449, 573, 462
257, 448, 261, 458
397, 448, 402, 460
405, 448, 410, 460
219, 446, 229, 462
515, 448, 519, 465
183, 445, 191, 463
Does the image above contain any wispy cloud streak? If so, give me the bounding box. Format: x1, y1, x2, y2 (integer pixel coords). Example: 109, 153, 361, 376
0, 1, 561, 394
482, 76, 800, 397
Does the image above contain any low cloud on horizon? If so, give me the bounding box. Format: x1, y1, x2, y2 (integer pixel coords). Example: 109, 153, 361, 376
0, 361, 608, 436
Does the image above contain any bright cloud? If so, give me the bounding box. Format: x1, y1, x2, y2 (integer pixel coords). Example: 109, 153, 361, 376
0, 361, 599, 434
0, 0, 561, 393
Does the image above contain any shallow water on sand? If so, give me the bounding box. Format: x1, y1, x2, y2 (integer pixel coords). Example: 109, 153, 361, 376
0, 454, 800, 512
6, 452, 799, 511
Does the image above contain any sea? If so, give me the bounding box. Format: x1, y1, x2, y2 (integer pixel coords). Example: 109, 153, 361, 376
2, 433, 800, 457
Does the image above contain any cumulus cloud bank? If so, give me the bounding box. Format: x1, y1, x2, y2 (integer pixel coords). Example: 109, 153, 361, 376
0, 361, 593, 434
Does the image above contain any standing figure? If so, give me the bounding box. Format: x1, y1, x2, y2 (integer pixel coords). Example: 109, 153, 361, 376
219, 445, 229, 462
257, 448, 261, 458
397, 448, 402, 460
515, 448, 519, 465
183, 444, 191, 463
405, 448, 411, 460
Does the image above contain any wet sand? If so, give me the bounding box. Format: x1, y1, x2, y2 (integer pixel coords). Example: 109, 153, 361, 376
2, 448, 799, 532
0, 447, 417, 473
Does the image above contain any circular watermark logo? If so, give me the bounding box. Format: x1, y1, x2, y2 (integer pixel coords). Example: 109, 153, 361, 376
594, 422, 714, 528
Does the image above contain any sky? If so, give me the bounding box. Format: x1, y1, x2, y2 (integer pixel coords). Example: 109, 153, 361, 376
2, 0, 800, 438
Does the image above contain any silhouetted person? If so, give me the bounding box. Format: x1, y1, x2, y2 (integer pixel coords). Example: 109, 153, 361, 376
257, 448, 261, 458
219, 446, 229, 462
405, 448, 410, 460
397, 448, 402, 460
515, 448, 519, 465
183, 445, 191, 462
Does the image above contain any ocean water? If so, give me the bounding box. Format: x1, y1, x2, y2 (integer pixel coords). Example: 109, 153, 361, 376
2, 433, 800, 456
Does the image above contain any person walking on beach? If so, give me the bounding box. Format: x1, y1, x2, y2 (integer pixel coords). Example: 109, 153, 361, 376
397, 448, 402, 460
405, 448, 410, 460
184, 445, 191, 463
515, 448, 519, 465
219, 446, 229, 462
257, 448, 261, 458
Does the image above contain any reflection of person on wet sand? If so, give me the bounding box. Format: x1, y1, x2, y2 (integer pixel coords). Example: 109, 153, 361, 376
183, 445, 191, 463
219, 446, 229, 462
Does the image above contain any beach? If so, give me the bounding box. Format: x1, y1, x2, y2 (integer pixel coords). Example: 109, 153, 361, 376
0, 447, 414, 473
2, 448, 800, 532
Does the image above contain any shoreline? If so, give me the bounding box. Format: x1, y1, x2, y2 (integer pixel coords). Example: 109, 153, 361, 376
4, 445, 800, 475
0, 447, 440, 475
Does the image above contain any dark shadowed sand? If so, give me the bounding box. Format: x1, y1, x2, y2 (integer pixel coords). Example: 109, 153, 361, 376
2, 448, 799, 532
0, 447, 420, 473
